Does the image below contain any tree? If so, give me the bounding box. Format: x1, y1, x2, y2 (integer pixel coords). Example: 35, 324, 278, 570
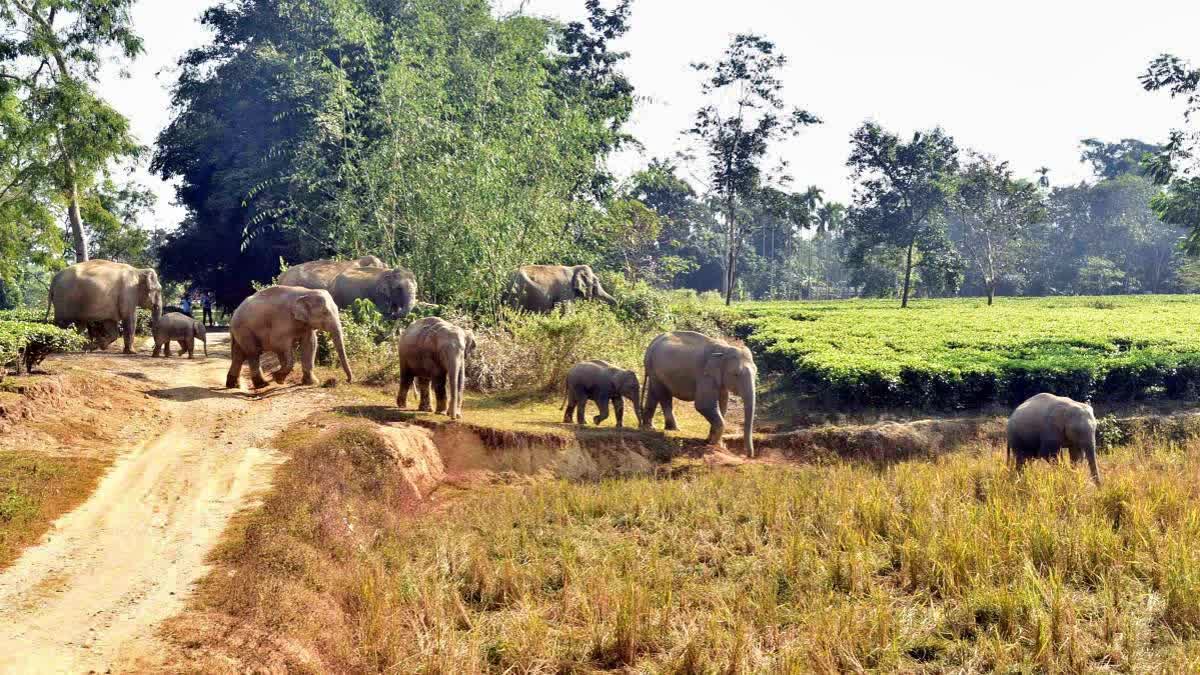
1141, 54, 1200, 252
0, 0, 144, 263
1079, 138, 1162, 180
845, 122, 959, 307
950, 154, 1045, 304
154, 0, 635, 312
688, 33, 820, 305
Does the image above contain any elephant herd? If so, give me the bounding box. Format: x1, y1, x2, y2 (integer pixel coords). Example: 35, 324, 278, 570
44, 258, 1101, 480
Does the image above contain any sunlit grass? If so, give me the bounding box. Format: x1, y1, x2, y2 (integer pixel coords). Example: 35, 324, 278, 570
185, 422, 1200, 672
0, 452, 107, 570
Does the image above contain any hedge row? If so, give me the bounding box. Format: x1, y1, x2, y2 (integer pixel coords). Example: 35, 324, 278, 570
734, 296, 1200, 409
0, 318, 87, 375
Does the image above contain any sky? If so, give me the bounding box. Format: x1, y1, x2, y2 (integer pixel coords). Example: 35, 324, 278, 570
101, 0, 1200, 230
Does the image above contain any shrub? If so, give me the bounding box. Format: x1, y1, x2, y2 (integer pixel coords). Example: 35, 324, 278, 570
0, 320, 87, 376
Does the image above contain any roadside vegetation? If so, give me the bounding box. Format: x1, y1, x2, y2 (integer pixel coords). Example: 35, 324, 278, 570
0, 309, 86, 378
178, 421, 1200, 672
0, 452, 106, 570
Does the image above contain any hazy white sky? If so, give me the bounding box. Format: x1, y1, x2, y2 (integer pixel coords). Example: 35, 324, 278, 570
102, 0, 1200, 230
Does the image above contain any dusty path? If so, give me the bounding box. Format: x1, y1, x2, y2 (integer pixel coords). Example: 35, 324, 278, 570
0, 334, 339, 673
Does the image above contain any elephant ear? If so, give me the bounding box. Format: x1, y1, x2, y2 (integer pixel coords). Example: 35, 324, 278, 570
292, 294, 322, 325
703, 350, 726, 387
571, 268, 589, 298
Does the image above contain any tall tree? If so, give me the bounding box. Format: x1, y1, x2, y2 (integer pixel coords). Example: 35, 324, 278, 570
845, 122, 959, 307
0, 0, 144, 263
1141, 54, 1200, 254
1079, 138, 1162, 180
154, 0, 634, 311
688, 33, 820, 305
950, 154, 1045, 305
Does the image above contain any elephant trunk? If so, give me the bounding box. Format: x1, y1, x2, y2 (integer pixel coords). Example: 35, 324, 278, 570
1084, 440, 1101, 485
330, 321, 354, 383
596, 287, 617, 305
202, 335, 208, 357
740, 368, 756, 458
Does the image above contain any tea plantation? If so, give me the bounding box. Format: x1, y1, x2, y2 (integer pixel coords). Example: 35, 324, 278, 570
732, 296, 1200, 408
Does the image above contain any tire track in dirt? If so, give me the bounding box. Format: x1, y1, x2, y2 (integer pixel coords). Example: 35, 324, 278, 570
0, 334, 338, 673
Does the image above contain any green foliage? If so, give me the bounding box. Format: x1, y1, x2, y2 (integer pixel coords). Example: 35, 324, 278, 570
689, 33, 821, 305
845, 123, 960, 308
735, 295, 1200, 408
0, 315, 86, 375
155, 0, 634, 313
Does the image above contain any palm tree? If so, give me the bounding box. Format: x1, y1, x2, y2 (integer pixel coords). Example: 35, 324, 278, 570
1036, 166, 1051, 189
815, 202, 846, 236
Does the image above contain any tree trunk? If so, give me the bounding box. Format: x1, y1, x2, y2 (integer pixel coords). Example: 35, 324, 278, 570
66, 170, 88, 263
900, 239, 915, 308
986, 280, 994, 306
724, 201, 736, 306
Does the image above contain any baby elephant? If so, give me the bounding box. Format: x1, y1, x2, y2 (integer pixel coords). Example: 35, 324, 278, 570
152, 312, 207, 359
396, 317, 475, 420
562, 360, 641, 428
1007, 392, 1100, 483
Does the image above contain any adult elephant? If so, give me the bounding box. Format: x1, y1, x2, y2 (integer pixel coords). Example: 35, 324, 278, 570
1007, 393, 1100, 483
506, 264, 616, 313
225, 286, 354, 389
396, 317, 475, 420
641, 331, 758, 457
47, 259, 163, 354
329, 266, 418, 319
276, 255, 386, 291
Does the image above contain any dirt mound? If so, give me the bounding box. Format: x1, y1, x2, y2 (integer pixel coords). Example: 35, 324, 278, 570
756, 417, 1003, 464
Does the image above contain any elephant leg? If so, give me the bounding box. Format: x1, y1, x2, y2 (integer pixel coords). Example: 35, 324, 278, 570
719, 389, 730, 416
182, 340, 193, 359
660, 394, 679, 432
593, 397, 610, 426
397, 368, 415, 409
247, 354, 268, 390
576, 395, 587, 425
226, 341, 246, 389
299, 330, 317, 385
613, 397, 624, 428
164, 341, 172, 357
640, 379, 659, 430
152, 338, 162, 357
417, 378, 433, 412
695, 390, 726, 448
433, 375, 448, 415
563, 393, 576, 424
122, 311, 136, 354
273, 348, 294, 384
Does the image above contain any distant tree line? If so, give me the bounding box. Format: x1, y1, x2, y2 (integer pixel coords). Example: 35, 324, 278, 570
1, 1, 1199, 313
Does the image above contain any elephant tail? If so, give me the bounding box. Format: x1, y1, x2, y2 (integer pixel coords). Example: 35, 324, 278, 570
44, 282, 54, 322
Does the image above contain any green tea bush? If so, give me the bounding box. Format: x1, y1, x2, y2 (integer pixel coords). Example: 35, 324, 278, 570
734, 295, 1200, 409
0, 319, 87, 376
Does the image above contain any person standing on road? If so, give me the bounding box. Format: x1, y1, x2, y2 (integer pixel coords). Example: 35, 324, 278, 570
180, 293, 193, 317
202, 291, 215, 327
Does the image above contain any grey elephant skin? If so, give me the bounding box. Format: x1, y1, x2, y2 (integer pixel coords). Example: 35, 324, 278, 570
562, 360, 641, 427
152, 312, 207, 358
275, 256, 385, 290
330, 266, 417, 319
506, 264, 616, 313
641, 331, 758, 457
396, 317, 475, 420
1007, 393, 1100, 483
47, 259, 163, 353
225, 286, 354, 389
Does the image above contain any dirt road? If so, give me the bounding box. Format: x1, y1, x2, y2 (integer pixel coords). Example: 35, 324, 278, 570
0, 334, 339, 673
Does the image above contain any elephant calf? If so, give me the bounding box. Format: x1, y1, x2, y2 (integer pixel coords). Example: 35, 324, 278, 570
562, 360, 641, 427
1007, 393, 1100, 484
152, 312, 207, 358
396, 317, 475, 420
